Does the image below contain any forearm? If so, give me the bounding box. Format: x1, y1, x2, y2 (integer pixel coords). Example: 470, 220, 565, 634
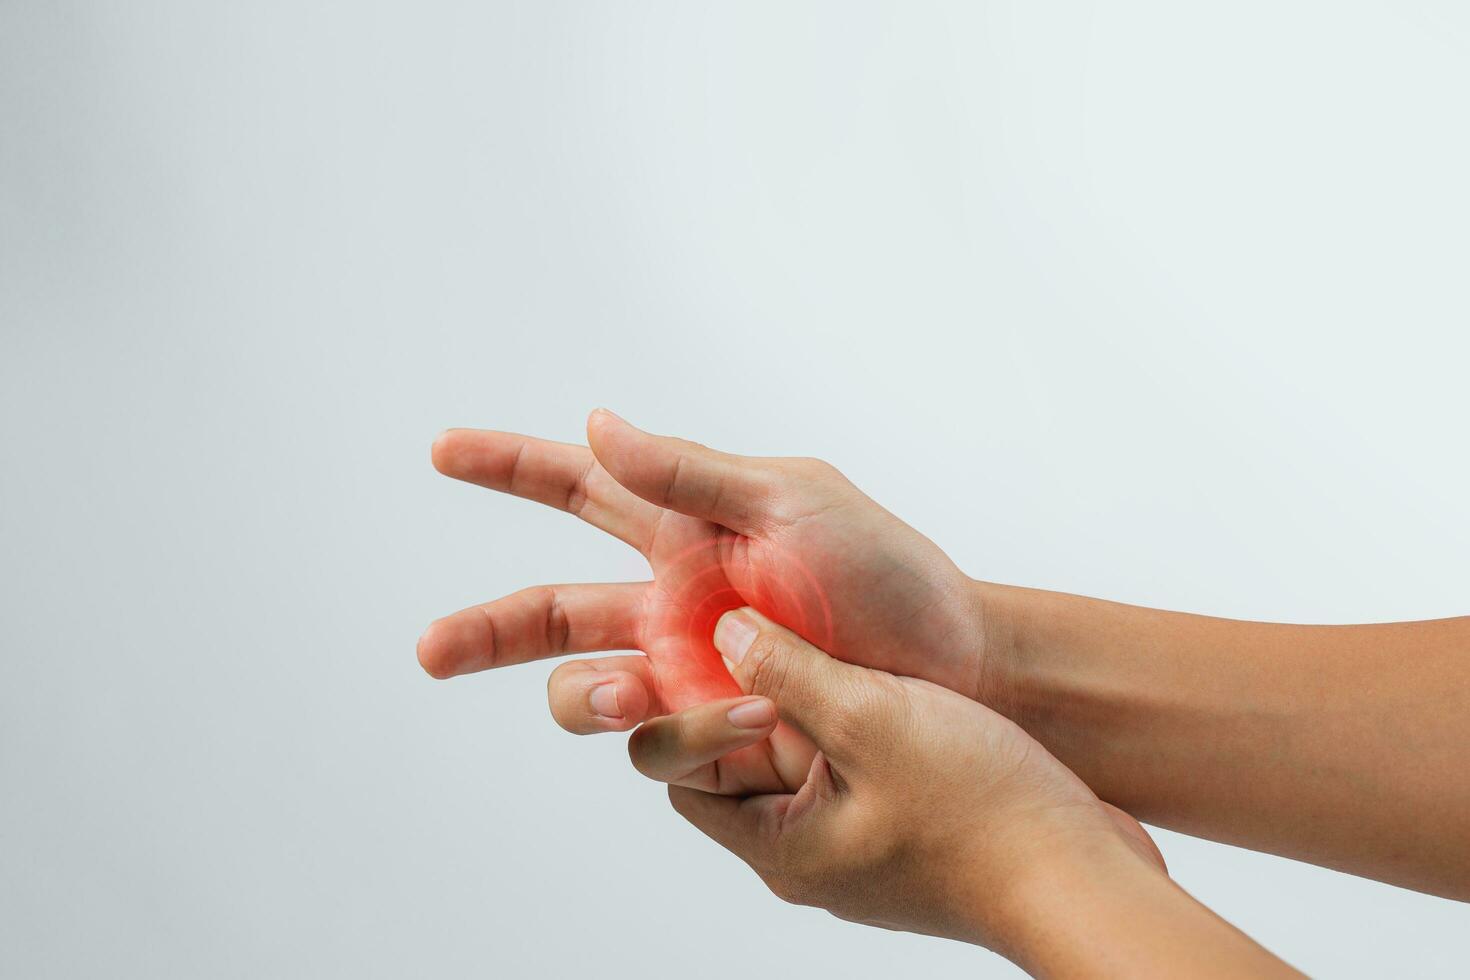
995, 835, 1300, 978
978, 581, 1470, 899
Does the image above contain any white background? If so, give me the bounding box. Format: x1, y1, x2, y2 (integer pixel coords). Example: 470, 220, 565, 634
3, 2, 1468, 976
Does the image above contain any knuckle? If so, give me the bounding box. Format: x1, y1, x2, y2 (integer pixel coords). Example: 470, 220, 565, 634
764, 874, 806, 906
787, 456, 841, 480
662, 452, 689, 505
564, 458, 594, 516
762, 860, 819, 907
768, 457, 851, 522
515, 585, 570, 655
766, 854, 836, 909
741, 634, 792, 700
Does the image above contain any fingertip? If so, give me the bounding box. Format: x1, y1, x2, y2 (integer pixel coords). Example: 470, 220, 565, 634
601, 672, 652, 727
726, 696, 777, 731
734, 606, 779, 630
589, 407, 622, 424
586, 407, 634, 447
549, 668, 651, 734
429, 428, 465, 476
416, 621, 457, 680
714, 608, 761, 669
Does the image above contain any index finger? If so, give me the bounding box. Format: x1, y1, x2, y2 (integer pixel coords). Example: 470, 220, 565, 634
585, 410, 783, 536
431, 427, 662, 553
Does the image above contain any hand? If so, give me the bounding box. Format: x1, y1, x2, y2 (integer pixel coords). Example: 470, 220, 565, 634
644, 606, 1166, 955
418, 410, 989, 793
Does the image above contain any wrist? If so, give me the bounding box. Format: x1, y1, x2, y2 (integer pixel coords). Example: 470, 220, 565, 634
989, 830, 1170, 971
968, 578, 1028, 717
989, 822, 1299, 978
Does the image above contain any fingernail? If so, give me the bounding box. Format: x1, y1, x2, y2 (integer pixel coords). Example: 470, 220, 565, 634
726, 698, 775, 729
592, 407, 626, 424
589, 682, 622, 719
714, 609, 758, 668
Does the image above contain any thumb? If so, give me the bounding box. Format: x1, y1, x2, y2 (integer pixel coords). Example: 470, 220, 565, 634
712, 607, 885, 763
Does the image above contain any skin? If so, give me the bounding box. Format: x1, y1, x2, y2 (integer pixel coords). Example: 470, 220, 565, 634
983, 587, 1470, 900
420, 408, 985, 794
420, 411, 1470, 901
638, 606, 1299, 976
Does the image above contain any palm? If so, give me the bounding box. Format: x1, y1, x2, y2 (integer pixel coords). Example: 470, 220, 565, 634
607, 512, 821, 793
641, 500, 978, 703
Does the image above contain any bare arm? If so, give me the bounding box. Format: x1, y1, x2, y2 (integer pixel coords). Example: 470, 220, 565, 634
981, 583, 1470, 899
999, 839, 1299, 979
420, 413, 1470, 899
